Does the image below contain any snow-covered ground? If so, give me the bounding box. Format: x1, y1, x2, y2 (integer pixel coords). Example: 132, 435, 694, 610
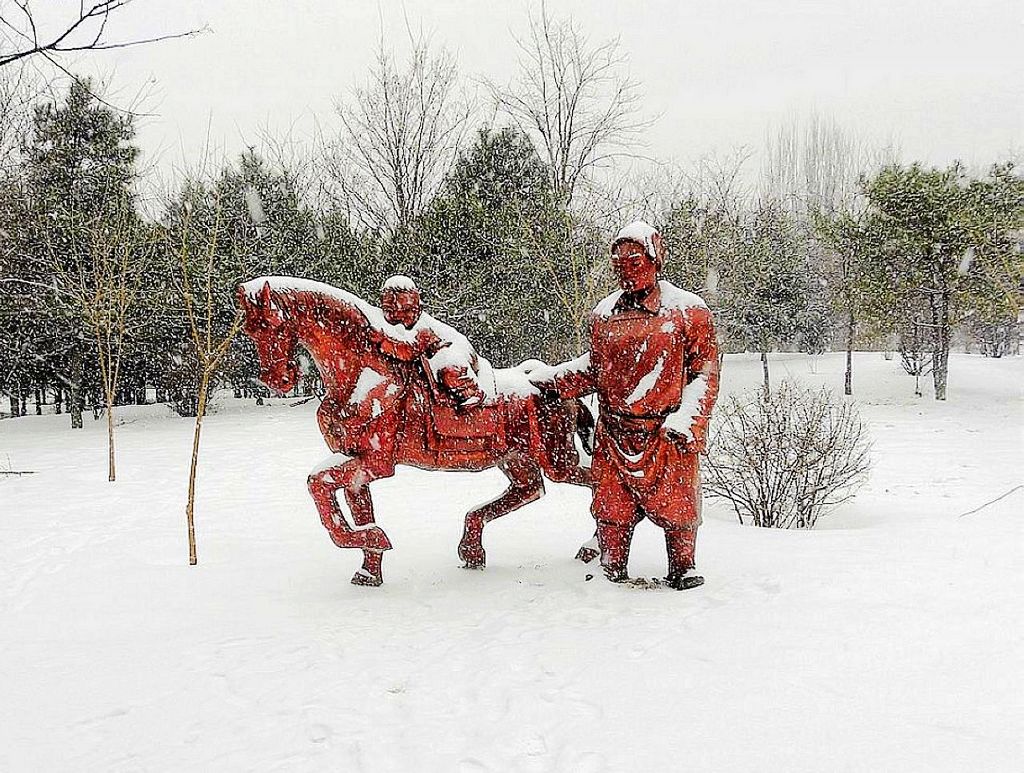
1, 353, 1021, 772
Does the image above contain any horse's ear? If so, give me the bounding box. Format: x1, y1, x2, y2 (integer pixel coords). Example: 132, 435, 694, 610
258, 281, 285, 327
259, 281, 274, 308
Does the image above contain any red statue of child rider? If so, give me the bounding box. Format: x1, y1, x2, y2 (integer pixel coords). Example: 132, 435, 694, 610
376, 274, 486, 409
530, 222, 719, 589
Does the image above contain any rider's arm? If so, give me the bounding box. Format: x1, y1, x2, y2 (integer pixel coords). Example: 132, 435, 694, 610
428, 340, 486, 408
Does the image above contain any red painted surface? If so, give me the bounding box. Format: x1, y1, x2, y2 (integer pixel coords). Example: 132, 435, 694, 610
532, 224, 720, 587
238, 279, 590, 586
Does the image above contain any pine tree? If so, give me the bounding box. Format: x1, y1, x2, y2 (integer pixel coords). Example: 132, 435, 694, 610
718, 202, 819, 391
858, 162, 1022, 400
5, 77, 141, 428
389, 126, 581, 366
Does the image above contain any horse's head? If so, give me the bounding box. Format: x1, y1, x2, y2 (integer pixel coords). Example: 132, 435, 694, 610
238, 281, 300, 395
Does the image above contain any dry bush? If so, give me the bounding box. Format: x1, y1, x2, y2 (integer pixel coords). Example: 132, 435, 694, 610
704, 382, 871, 528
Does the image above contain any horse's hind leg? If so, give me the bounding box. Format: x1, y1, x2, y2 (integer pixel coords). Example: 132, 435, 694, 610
458, 455, 545, 569
575, 532, 600, 563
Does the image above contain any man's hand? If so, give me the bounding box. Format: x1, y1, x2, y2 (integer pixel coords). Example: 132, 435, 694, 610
438, 365, 484, 410
666, 428, 702, 454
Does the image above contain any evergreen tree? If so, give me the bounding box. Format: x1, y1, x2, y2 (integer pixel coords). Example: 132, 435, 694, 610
388, 126, 580, 366
858, 162, 1023, 400
718, 202, 819, 391
4, 77, 140, 427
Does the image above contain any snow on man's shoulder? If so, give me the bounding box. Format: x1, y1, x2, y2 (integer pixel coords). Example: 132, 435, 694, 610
593, 289, 625, 318
591, 282, 708, 318
658, 281, 708, 313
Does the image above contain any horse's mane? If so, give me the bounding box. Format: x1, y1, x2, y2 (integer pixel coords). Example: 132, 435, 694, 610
241, 276, 420, 346
240, 275, 547, 403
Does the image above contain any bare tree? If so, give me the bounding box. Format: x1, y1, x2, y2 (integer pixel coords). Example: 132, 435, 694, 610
0, 1, 205, 69
0, 64, 40, 169
330, 34, 470, 232
53, 201, 153, 481
762, 113, 865, 218
686, 149, 756, 219
493, 5, 649, 207
172, 194, 243, 565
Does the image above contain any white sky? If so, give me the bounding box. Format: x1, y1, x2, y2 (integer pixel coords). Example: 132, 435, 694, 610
23, 0, 1024, 185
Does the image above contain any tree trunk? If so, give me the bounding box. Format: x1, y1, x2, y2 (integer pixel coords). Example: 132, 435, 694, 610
761, 351, 770, 393
35, 388, 42, 415
55, 388, 63, 415
185, 370, 212, 566
70, 346, 84, 429
930, 287, 950, 401
8, 393, 18, 417
844, 308, 855, 396
105, 388, 116, 482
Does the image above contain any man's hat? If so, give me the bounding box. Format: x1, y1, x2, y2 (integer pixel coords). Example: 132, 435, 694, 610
381, 274, 419, 293
611, 221, 666, 267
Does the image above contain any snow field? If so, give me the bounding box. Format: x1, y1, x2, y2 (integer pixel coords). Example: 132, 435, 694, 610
1, 353, 1021, 771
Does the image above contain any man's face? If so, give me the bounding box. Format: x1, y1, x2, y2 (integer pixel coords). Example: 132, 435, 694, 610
382, 289, 421, 329
612, 240, 658, 293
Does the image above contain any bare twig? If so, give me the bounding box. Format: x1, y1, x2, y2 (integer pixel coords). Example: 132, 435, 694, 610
956, 485, 1023, 519
0, 1, 207, 68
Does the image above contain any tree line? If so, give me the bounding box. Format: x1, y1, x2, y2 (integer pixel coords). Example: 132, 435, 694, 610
1, 10, 1021, 444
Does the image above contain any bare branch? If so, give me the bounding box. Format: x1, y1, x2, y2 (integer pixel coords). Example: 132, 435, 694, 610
0, 1, 207, 69
491, 5, 650, 207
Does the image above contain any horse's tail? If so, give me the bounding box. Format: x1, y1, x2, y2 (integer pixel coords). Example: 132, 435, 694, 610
574, 397, 596, 456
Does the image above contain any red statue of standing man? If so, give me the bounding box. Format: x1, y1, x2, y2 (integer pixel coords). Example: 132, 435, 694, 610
531, 221, 719, 589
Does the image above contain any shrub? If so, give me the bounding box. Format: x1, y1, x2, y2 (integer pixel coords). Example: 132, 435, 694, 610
704, 382, 871, 528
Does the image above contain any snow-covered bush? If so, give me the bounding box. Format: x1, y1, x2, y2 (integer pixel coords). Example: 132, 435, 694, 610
704, 382, 871, 528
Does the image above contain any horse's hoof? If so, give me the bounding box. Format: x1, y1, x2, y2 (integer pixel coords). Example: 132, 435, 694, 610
458, 543, 486, 569
575, 546, 599, 564
351, 569, 383, 587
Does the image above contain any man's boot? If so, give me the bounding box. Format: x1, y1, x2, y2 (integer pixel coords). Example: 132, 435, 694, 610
597, 521, 633, 583
665, 528, 703, 590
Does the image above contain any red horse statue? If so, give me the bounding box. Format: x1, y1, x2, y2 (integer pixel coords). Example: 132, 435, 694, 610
238, 276, 592, 586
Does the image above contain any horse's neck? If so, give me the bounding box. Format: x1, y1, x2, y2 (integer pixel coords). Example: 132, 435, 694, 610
284, 290, 383, 391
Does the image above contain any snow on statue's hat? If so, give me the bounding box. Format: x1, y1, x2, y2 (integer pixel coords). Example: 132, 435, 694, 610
612, 220, 665, 266
381, 274, 418, 292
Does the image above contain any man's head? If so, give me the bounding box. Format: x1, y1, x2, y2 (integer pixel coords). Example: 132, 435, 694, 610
611, 221, 664, 293
381, 275, 422, 329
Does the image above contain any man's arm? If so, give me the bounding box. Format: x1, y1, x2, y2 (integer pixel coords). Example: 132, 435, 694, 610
664, 307, 720, 452
527, 352, 597, 399
369, 325, 441, 363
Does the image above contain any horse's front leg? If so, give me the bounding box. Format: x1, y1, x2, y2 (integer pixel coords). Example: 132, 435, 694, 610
343, 484, 389, 586
307, 453, 394, 586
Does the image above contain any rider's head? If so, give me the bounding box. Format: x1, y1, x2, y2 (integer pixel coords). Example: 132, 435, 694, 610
610, 221, 664, 294
381, 275, 422, 329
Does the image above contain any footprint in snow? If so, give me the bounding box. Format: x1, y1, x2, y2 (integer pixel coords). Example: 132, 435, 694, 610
307, 723, 332, 743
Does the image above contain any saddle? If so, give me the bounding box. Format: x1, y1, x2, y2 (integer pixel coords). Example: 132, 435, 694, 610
419, 355, 508, 457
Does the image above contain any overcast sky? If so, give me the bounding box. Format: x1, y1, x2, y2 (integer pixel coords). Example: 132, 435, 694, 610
29, 0, 1024, 184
